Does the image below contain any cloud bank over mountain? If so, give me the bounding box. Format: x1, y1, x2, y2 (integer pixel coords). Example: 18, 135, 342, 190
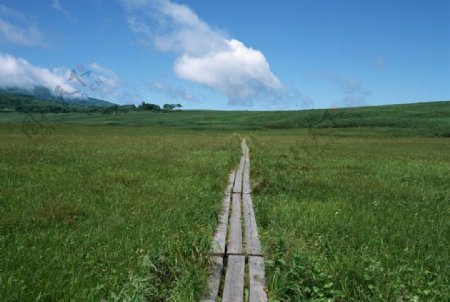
0, 52, 74, 92
0, 52, 127, 102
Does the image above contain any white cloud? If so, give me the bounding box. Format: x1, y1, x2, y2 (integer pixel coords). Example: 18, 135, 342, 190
123, 0, 284, 106
0, 4, 45, 47
174, 39, 281, 105
151, 0, 226, 56
0, 52, 75, 93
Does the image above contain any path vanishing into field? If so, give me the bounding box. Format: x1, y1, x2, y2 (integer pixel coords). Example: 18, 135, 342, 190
201, 139, 268, 302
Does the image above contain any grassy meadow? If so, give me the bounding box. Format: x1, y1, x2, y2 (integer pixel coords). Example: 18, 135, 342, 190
1, 100, 449, 135
249, 129, 450, 301
0, 125, 240, 301
1, 101, 449, 301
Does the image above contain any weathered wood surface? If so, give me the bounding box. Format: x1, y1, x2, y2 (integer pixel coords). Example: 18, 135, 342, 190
242, 139, 248, 154
210, 193, 231, 255
243, 159, 251, 195
242, 139, 251, 194
249, 256, 268, 302
205, 139, 267, 301
200, 256, 223, 302
226, 170, 236, 194
233, 157, 244, 193
210, 169, 235, 255
227, 193, 242, 255
243, 193, 262, 256
222, 255, 245, 302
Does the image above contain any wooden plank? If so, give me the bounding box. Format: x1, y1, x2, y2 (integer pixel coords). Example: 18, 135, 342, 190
242, 140, 251, 194
200, 256, 223, 302
233, 157, 245, 193
243, 159, 251, 194
242, 139, 249, 155
222, 255, 245, 302
227, 193, 242, 255
243, 194, 262, 256
226, 170, 236, 194
210, 193, 231, 255
249, 256, 268, 302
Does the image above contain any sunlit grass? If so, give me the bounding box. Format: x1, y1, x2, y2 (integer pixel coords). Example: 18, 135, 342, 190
1, 105, 449, 301
1, 125, 240, 301
249, 130, 450, 301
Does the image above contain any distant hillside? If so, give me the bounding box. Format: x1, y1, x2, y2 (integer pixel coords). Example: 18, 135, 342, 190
0, 87, 116, 110
1, 99, 449, 137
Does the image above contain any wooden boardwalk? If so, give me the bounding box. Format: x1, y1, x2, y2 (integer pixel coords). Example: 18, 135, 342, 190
202, 139, 268, 302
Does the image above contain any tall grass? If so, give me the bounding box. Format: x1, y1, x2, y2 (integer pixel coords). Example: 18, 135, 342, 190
1, 125, 240, 301
1, 100, 449, 301
249, 130, 450, 301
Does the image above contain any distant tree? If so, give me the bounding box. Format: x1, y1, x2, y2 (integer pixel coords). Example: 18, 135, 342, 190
163, 104, 174, 111
138, 102, 160, 111
163, 104, 182, 112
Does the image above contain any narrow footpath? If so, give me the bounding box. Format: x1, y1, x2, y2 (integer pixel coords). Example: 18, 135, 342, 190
201, 139, 268, 302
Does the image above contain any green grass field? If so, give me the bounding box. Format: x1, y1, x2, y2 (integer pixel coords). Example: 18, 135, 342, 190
1, 101, 449, 301
249, 131, 450, 301
1, 100, 449, 136
1, 125, 240, 301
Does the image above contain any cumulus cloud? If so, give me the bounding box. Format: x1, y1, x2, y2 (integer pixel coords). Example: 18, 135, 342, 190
123, 0, 284, 106
146, 81, 202, 103
0, 4, 45, 47
173, 39, 282, 106
0, 52, 75, 93
324, 73, 372, 107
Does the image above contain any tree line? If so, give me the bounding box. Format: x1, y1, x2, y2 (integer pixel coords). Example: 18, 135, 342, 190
101, 102, 183, 114
0, 92, 183, 115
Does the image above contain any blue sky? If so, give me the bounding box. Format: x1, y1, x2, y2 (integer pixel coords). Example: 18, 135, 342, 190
0, 0, 449, 110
